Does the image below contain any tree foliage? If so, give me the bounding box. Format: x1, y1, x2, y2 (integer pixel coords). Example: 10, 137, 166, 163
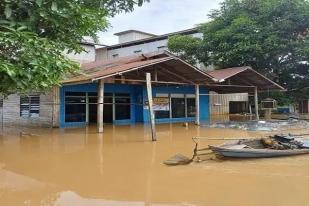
168, 0, 309, 103
167, 35, 203, 65
0, 0, 149, 95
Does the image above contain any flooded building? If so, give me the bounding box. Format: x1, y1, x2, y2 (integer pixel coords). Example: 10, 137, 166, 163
0, 27, 285, 130
63, 52, 285, 130
59, 52, 214, 129
0, 51, 284, 129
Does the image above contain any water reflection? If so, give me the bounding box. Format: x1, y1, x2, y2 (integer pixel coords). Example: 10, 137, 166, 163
54, 191, 145, 206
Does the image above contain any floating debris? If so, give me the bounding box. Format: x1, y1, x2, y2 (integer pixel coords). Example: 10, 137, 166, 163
163, 154, 193, 166
202, 120, 309, 132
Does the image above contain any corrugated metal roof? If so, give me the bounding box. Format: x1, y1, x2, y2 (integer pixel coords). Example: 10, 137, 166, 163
62, 52, 284, 91
206, 66, 285, 91
62, 51, 214, 84
207, 66, 250, 81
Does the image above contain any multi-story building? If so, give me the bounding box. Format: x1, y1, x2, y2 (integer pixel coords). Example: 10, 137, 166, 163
96, 28, 202, 61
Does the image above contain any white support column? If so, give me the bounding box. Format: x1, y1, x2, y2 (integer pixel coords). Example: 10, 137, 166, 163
195, 84, 200, 125
97, 79, 104, 133
254, 86, 259, 120
146, 73, 156, 141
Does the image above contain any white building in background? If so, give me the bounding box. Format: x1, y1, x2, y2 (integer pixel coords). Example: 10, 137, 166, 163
95, 28, 203, 62
64, 41, 106, 64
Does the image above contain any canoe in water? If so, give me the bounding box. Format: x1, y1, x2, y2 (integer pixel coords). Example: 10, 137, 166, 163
209, 138, 309, 158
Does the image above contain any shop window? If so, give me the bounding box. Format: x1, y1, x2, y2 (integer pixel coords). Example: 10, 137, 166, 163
65, 92, 86, 122
171, 97, 185, 118
153, 95, 170, 119
186, 98, 196, 117
20, 95, 40, 118
115, 93, 130, 120
155, 110, 170, 119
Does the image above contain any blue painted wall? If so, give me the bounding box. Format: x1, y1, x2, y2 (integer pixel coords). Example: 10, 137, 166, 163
60, 83, 143, 127
60, 83, 209, 127
142, 85, 209, 124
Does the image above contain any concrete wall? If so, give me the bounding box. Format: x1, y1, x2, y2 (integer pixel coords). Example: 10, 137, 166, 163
1, 92, 55, 127
96, 32, 203, 61
64, 44, 96, 63
96, 39, 168, 61
118, 32, 155, 44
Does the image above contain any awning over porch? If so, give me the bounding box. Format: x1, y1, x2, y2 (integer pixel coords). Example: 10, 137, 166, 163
62, 51, 215, 85
206, 66, 285, 93
62, 52, 284, 94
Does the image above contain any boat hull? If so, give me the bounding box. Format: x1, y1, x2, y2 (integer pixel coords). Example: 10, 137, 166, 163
209, 145, 309, 158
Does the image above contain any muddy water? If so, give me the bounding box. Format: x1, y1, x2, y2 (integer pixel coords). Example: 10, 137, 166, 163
0, 124, 309, 206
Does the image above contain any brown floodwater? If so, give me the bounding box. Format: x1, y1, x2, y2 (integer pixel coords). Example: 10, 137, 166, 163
0, 123, 309, 206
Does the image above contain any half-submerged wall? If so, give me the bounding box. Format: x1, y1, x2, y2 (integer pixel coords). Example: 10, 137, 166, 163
1, 92, 55, 128
59, 83, 210, 128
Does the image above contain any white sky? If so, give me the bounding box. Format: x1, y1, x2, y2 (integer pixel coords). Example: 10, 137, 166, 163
98, 0, 223, 45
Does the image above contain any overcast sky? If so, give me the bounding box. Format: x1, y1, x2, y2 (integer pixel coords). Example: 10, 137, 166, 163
98, 0, 223, 45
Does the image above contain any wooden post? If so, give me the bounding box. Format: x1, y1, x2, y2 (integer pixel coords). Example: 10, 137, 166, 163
86, 92, 89, 124
146, 73, 156, 141
52, 86, 60, 127
254, 87, 259, 120
265, 108, 272, 120
97, 79, 104, 133
195, 84, 200, 125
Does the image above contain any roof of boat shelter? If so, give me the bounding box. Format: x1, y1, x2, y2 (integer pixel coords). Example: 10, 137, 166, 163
62, 51, 285, 92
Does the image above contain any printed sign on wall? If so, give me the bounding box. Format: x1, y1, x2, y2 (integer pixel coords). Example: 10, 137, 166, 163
153, 97, 169, 111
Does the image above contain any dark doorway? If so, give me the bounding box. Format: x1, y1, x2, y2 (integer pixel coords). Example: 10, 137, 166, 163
103, 93, 113, 123
65, 92, 86, 122
88, 92, 113, 123
229, 101, 248, 114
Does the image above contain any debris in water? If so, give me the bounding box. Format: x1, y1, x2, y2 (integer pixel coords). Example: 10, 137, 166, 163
202, 120, 309, 132
163, 154, 192, 166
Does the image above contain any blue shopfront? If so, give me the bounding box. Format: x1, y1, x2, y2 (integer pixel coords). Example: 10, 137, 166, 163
60, 83, 209, 128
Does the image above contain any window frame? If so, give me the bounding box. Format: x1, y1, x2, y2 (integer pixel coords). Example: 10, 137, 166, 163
20, 94, 40, 118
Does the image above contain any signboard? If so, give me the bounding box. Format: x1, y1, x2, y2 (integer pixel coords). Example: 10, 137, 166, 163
153, 97, 169, 111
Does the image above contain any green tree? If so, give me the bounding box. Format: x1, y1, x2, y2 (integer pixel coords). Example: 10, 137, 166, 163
168, 0, 309, 104
0, 0, 148, 95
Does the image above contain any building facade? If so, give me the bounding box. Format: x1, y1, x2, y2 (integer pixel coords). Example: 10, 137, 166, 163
60, 83, 209, 128
95, 28, 203, 62
0, 29, 284, 129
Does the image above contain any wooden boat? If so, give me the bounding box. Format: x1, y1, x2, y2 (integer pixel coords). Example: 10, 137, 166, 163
209, 138, 309, 158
